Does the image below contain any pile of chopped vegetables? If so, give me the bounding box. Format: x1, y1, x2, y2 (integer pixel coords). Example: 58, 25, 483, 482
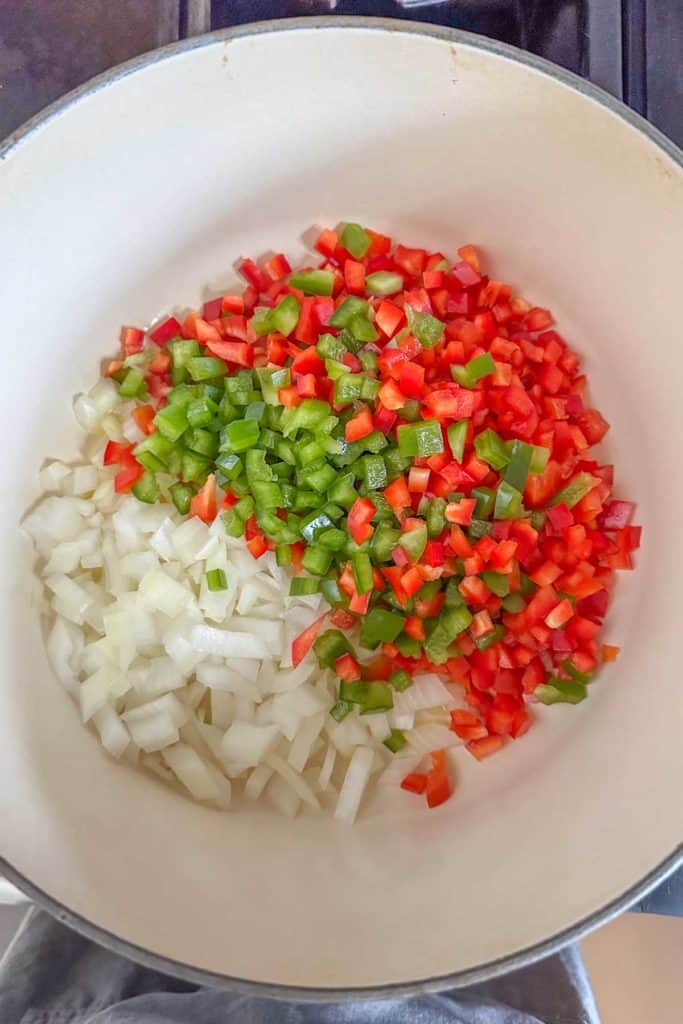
27, 223, 640, 820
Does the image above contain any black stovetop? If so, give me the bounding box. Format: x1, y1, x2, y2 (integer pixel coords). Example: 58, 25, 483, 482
1, 2, 681, 146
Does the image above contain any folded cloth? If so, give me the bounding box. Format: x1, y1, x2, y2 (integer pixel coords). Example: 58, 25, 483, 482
0, 908, 601, 1024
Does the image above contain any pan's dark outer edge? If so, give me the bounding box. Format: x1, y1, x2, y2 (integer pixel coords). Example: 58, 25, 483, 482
1, 15, 682, 1003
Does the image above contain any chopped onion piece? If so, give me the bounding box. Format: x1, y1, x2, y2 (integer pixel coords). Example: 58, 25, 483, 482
92, 705, 130, 759
162, 743, 225, 803
221, 722, 280, 767
335, 746, 374, 824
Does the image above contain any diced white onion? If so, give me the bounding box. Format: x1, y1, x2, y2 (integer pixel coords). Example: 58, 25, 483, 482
221, 722, 280, 767
334, 746, 374, 824
29, 384, 469, 823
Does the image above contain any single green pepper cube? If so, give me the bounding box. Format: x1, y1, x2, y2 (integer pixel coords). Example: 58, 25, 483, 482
206, 568, 228, 592
289, 269, 335, 296
396, 419, 444, 457
340, 222, 371, 259
360, 608, 406, 649
222, 418, 260, 453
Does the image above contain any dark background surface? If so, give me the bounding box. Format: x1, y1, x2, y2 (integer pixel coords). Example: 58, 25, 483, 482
0, 0, 680, 915
1, 1, 681, 144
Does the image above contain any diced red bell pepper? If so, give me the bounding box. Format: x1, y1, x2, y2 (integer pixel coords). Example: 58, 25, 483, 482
330, 608, 356, 629
344, 259, 366, 294
345, 406, 375, 443
149, 316, 182, 346
220, 293, 244, 315
459, 576, 490, 606
373, 404, 397, 434
295, 373, 318, 398
544, 598, 575, 630
598, 500, 635, 530
103, 441, 132, 466
375, 300, 405, 338
114, 452, 144, 493
278, 386, 301, 407
452, 260, 482, 288
335, 653, 361, 681
394, 245, 427, 278
445, 498, 476, 526
450, 709, 487, 740
190, 474, 217, 523
314, 228, 338, 259
486, 694, 521, 736
384, 476, 411, 516
378, 379, 407, 411
470, 610, 494, 640
398, 362, 425, 399
525, 307, 554, 332
205, 340, 253, 367
239, 257, 270, 292
425, 754, 452, 808
291, 612, 328, 667
414, 589, 445, 619
291, 346, 326, 376
408, 466, 430, 493
149, 349, 172, 375
120, 326, 145, 356
246, 533, 267, 559
263, 253, 292, 281
347, 497, 376, 545
132, 404, 156, 436
530, 561, 562, 587
404, 616, 426, 642
424, 389, 476, 421
467, 735, 504, 760
401, 772, 428, 795
400, 566, 425, 597
295, 297, 319, 344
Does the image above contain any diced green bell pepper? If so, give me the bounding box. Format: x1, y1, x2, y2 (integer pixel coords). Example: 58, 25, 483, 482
494, 480, 524, 520
471, 485, 496, 519
169, 481, 194, 515
502, 592, 526, 613
405, 306, 445, 348
365, 271, 403, 296
504, 439, 533, 491
360, 607, 406, 649
383, 729, 407, 753
131, 470, 159, 504
289, 269, 335, 296
447, 420, 468, 462
396, 419, 444, 457
359, 681, 394, 715
329, 296, 368, 329
154, 402, 189, 442
399, 523, 428, 563
351, 550, 374, 595
549, 472, 598, 509
330, 700, 352, 722
221, 418, 260, 453
206, 568, 228, 592
314, 629, 352, 668
451, 352, 495, 388
118, 367, 147, 399
474, 428, 510, 470
289, 576, 321, 596
389, 669, 413, 692
341, 222, 371, 259
535, 678, 587, 705
481, 571, 510, 597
